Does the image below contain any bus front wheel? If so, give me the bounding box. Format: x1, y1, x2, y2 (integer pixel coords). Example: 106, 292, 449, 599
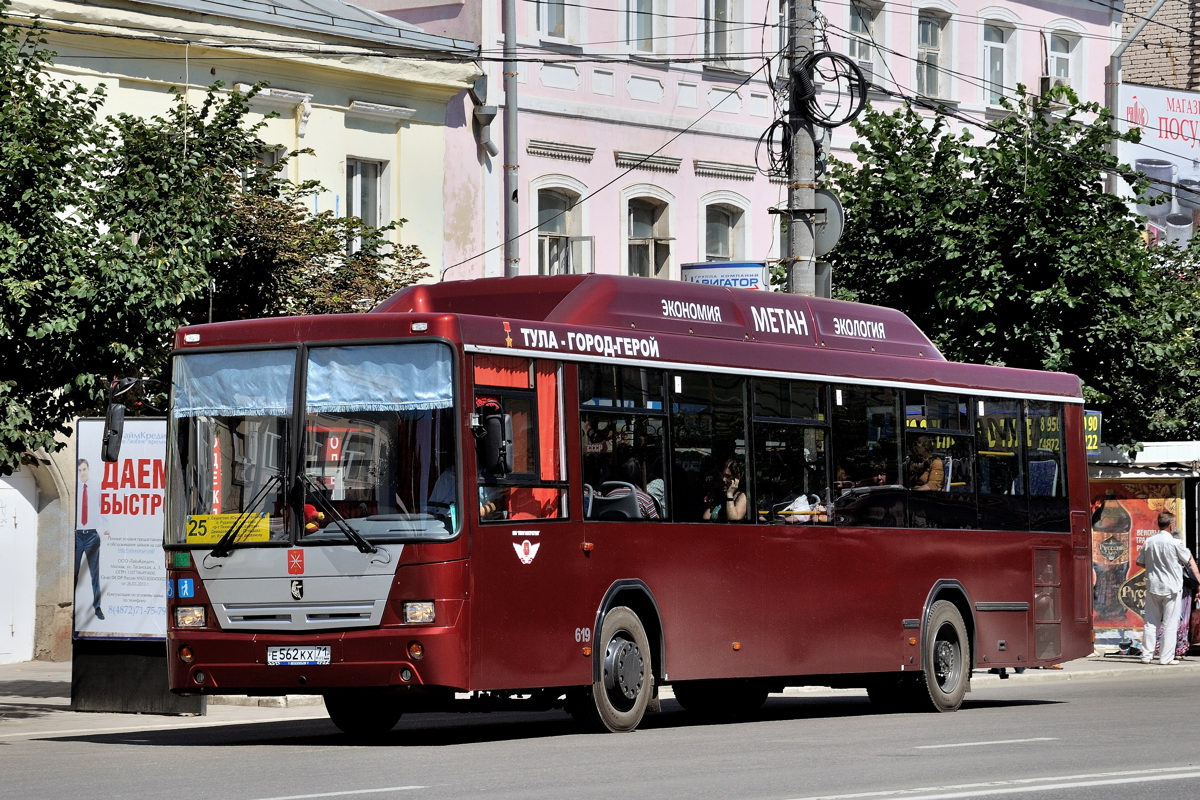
324, 690, 404, 737
570, 606, 653, 732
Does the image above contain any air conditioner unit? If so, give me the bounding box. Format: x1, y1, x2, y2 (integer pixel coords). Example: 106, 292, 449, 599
1039, 75, 1069, 95
856, 60, 875, 88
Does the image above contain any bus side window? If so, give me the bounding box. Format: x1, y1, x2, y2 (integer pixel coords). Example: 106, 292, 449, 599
751, 378, 829, 525
830, 385, 902, 527
903, 392, 976, 529
1026, 401, 1068, 532
976, 398, 1026, 531
579, 364, 668, 521
669, 371, 748, 523
580, 413, 667, 520
474, 356, 567, 522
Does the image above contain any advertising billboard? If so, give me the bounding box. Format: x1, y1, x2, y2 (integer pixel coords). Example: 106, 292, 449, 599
74, 418, 167, 640
1118, 84, 1200, 246
680, 261, 770, 290
1090, 479, 1182, 632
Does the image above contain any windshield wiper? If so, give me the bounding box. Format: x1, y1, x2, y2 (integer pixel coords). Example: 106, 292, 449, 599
300, 473, 378, 554
209, 473, 282, 559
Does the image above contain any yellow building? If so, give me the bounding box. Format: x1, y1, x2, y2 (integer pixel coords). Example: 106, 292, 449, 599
10, 0, 481, 272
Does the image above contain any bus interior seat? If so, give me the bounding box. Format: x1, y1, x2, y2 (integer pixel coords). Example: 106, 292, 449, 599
588, 481, 642, 520
1028, 460, 1058, 496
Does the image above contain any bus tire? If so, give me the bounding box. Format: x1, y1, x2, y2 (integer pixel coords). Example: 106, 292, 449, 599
571, 606, 653, 732
917, 600, 970, 712
323, 690, 403, 737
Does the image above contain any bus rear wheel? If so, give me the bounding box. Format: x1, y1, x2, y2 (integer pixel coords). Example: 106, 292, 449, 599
569, 606, 653, 732
323, 689, 404, 737
915, 600, 970, 712
868, 601, 969, 713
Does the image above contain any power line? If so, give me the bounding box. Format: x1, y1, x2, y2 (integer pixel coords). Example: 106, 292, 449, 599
18, 5, 1175, 242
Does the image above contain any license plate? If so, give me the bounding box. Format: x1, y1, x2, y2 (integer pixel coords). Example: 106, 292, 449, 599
267, 645, 331, 666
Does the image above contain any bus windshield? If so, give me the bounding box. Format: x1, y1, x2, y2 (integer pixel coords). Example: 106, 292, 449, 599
166, 342, 459, 548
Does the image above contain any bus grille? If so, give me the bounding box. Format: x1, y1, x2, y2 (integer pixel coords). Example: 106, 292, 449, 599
213, 599, 385, 631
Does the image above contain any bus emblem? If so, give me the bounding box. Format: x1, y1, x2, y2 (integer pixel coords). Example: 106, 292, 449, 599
290, 579, 304, 601
288, 549, 304, 574
513, 539, 540, 565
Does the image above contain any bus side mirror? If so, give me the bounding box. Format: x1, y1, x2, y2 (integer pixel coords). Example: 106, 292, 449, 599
478, 413, 513, 476
102, 404, 126, 463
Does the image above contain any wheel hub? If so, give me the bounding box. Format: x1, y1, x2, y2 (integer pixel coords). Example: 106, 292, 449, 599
933, 637, 958, 687
604, 637, 644, 701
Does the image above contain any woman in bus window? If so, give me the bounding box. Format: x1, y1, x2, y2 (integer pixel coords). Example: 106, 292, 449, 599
704, 458, 749, 521
907, 435, 946, 491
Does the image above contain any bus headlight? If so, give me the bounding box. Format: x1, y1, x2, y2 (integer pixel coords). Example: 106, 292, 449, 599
403, 601, 436, 624
174, 606, 206, 628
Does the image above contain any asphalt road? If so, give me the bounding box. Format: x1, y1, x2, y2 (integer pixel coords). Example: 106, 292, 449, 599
3, 662, 1199, 800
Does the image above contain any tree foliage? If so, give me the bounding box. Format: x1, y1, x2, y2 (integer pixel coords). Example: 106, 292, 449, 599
0, 5, 429, 473
0, 13, 111, 469
827, 87, 1200, 447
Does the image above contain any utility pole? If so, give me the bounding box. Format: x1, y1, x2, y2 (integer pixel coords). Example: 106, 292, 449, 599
785, 0, 817, 296
502, 0, 520, 277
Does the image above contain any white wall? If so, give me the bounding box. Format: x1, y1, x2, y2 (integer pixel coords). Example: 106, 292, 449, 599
0, 469, 38, 664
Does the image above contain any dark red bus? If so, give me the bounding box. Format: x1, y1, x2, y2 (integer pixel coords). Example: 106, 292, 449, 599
163, 275, 1092, 735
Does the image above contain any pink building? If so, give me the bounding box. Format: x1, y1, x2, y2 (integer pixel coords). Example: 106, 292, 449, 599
364, 1, 1121, 283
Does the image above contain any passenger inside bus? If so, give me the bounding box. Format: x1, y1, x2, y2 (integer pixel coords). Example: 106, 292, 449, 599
703, 458, 749, 521
907, 435, 946, 491
646, 459, 667, 518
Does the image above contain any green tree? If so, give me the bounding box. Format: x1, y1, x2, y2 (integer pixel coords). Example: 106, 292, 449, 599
827, 87, 1200, 446
0, 10, 112, 470
224, 185, 429, 319
97, 85, 429, 337
0, 9, 430, 473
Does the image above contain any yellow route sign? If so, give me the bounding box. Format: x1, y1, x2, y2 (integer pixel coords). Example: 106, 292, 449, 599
185, 513, 271, 544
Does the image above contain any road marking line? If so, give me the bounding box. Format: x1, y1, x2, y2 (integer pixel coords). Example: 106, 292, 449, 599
914, 737, 1057, 749
250, 789, 426, 800
784, 766, 1200, 800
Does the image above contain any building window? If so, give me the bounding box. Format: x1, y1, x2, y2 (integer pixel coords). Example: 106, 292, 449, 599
538, 0, 566, 38
628, 198, 670, 278
705, 204, 744, 262
848, 1, 879, 84
628, 0, 657, 53
538, 189, 577, 275
917, 12, 947, 98
777, 0, 789, 55
1049, 33, 1076, 87
983, 23, 1009, 104
705, 0, 741, 70
346, 158, 383, 252
346, 158, 382, 226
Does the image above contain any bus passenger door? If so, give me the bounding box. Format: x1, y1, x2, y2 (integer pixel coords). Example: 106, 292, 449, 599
469, 356, 585, 690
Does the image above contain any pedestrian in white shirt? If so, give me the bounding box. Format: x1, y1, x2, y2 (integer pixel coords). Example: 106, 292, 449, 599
1136, 511, 1200, 665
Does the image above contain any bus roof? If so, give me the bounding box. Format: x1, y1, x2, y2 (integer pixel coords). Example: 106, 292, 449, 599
375, 275, 944, 361
176, 276, 1083, 402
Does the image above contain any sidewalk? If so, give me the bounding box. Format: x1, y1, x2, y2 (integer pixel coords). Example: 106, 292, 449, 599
3, 651, 1197, 713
